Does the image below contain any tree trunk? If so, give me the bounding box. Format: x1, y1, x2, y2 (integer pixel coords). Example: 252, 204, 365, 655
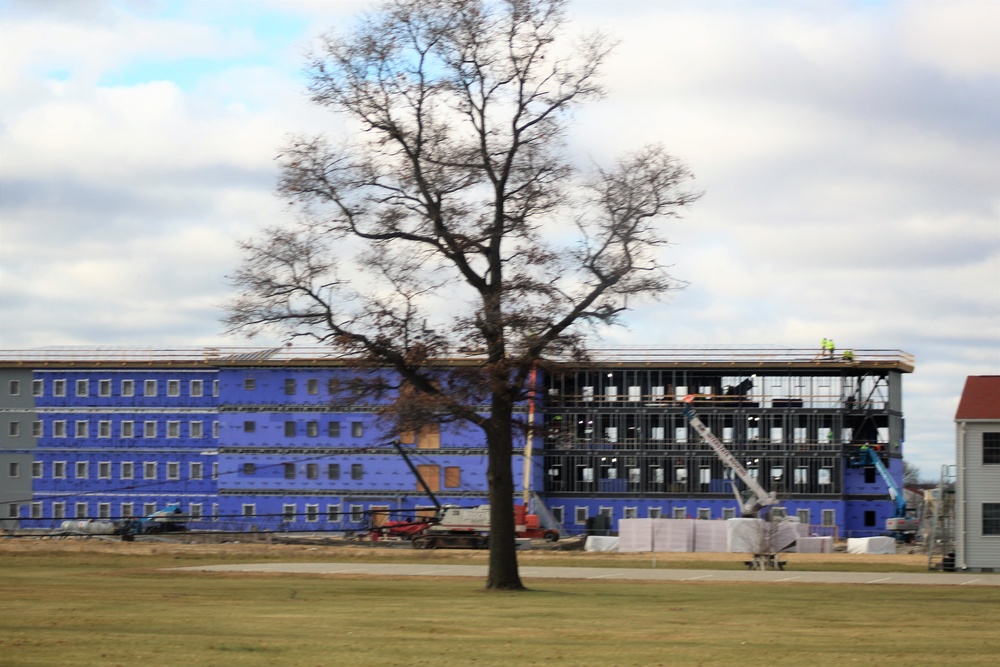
484, 400, 525, 591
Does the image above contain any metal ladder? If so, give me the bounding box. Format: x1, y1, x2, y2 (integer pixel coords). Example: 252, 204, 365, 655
926, 464, 956, 571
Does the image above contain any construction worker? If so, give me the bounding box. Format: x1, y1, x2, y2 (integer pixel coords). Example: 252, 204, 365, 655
821, 338, 829, 358
826, 338, 835, 358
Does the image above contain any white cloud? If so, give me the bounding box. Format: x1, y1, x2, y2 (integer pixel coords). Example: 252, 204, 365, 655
899, 0, 1000, 79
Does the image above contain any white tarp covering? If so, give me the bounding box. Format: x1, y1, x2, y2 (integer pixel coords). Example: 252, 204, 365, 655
796, 536, 834, 553
652, 519, 695, 552
727, 518, 764, 553
847, 536, 896, 554
693, 520, 729, 553
584, 535, 620, 552
727, 518, 801, 553
618, 519, 654, 552
773, 518, 801, 552
619, 519, 714, 553
599, 518, 810, 554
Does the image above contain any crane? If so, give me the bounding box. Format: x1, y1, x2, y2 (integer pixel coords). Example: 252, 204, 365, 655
372, 440, 559, 547
680, 395, 777, 517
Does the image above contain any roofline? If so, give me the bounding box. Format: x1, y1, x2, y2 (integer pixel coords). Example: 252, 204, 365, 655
0, 346, 915, 373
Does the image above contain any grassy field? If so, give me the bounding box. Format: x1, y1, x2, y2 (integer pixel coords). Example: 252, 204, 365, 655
1, 539, 997, 666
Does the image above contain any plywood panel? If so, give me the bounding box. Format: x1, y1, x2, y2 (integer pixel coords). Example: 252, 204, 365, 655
417, 424, 440, 449
416, 464, 440, 492
370, 505, 390, 528
416, 506, 437, 520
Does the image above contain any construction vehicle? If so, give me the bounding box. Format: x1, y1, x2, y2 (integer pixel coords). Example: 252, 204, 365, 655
58, 502, 187, 539
372, 515, 437, 541
373, 502, 559, 547
680, 395, 777, 517
391, 503, 559, 548
409, 504, 492, 549
851, 445, 919, 539
372, 441, 560, 547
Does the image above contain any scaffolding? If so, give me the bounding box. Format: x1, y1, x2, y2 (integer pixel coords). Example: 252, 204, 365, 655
926, 464, 957, 571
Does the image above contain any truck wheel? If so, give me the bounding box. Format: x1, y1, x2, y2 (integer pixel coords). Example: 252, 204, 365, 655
544, 531, 559, 543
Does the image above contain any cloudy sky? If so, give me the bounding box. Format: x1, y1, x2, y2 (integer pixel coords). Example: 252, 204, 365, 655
1, 0, 997, 478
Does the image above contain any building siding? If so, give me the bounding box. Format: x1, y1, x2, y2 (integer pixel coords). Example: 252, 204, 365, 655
956, 421, 1000, 570
1, 369, 39, 529
0, 348, 912, 540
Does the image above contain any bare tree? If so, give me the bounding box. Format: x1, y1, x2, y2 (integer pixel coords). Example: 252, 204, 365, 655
226, 0, 700, 590
903, 459, 921, 486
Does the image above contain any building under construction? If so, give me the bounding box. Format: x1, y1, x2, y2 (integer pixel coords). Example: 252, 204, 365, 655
0, 346, 913, 539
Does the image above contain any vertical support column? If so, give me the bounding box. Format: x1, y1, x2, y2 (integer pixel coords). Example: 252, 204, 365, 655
522, 366, 537, 508
887, 370, 904, 455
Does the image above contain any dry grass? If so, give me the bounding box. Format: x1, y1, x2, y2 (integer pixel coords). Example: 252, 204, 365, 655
1, 539, 993, 667
0, 536, 931, 570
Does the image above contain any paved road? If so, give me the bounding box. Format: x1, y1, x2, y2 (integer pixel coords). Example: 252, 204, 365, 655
173, 562, 1000, 586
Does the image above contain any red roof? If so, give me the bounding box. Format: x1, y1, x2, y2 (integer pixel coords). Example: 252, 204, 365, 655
955, 376, 1000, 420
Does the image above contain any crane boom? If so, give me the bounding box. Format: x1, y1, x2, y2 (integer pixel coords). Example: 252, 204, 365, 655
856, 445, 918, 534
680, 395, 777, 516
393, 440, 442, 512
859, 447, 903, 511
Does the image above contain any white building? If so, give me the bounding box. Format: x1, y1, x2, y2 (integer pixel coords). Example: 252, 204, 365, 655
955, 376, 1000, 572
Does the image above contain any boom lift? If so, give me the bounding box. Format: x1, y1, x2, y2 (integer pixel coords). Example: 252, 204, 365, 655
57, 502, 187, 539
680, 395, 777, 517
852, 445, 919, 538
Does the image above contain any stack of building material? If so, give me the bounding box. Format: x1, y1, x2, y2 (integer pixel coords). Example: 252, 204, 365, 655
617, 518, 698, 552
617, 518, 653, 552
846, 536, 896, 554
652, 519, 695, 552
796, 536, 834, 553
693, 520, 729, 552
597, 518, 812, 554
